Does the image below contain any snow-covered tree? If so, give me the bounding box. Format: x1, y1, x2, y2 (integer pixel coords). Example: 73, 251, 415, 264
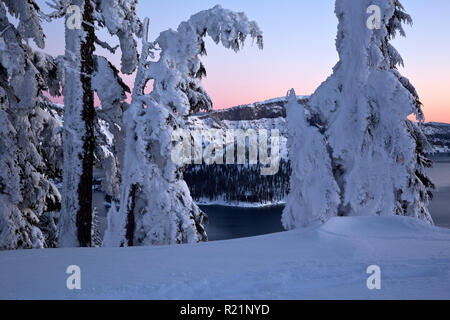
93, 55, 130, 199
282, 89, 340, 229
57, 0, 97, 247
35, 98, 64, 181
117, 6, 264, 246
46, 0, 141, 247
306, 0, 434, 223
0, 0, 62, 249
102, 201, 123, 247
91, 207, 102, 247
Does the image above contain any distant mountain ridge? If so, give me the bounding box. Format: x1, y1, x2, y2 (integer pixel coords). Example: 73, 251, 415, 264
199, 96, 308, 121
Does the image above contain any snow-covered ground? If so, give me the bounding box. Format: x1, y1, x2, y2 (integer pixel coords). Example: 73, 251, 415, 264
1, 216, 449, 300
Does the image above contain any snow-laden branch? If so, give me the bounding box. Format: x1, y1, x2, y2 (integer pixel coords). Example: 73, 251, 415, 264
42, 0, 71, 20
148, 4, 264, 116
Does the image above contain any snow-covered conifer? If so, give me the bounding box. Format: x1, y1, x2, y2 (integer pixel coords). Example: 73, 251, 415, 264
46, 0, 141, 247
0, 0, 62, 249
282, 89, 340, 228
56, 0, 97, 247
93, 55, 130, 199
307, 0, 434, 222
2, 0, 45, 49
118, 6, 264, 246
93, 0, 142, 74
102, 201, 124, 247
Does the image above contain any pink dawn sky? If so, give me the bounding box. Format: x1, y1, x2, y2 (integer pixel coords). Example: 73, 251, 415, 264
39, 0, 450, 123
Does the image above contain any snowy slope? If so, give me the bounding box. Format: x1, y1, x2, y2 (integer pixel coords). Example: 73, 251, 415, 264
186, 96, 307, 160
423, 122, 450, 153
1, 216, 449, 299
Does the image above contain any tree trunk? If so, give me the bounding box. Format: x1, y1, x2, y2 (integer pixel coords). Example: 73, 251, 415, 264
125, 184, 137, 246
76, 0, 96, 247
60, 0, 95, 247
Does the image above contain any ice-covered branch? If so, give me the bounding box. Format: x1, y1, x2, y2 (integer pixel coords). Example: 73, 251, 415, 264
94, 36, 119, 54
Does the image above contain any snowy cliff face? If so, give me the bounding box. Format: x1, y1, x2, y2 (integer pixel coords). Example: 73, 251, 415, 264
183, 95, 449, 206
183, 97, 302, 205
186, 96, 310, 159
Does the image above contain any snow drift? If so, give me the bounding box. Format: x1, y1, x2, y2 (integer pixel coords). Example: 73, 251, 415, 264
0, 216, 449, 299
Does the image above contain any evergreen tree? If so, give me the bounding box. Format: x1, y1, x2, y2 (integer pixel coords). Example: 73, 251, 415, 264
282, 89, 340, 228
102, 200, 123, 247
306, 0, 434, 222
93, 55, 131, 200
46, 0, 141, 247
0, 0, 61, 249
118, 6, 264, 246
183, 159, 291, 205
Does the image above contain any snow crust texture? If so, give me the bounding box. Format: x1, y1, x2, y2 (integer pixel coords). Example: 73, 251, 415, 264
1, 216, 449, 299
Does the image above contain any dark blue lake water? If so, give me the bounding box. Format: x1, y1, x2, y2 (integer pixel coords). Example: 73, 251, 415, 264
201, 154, 450, 241
199, 205, 285, 241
